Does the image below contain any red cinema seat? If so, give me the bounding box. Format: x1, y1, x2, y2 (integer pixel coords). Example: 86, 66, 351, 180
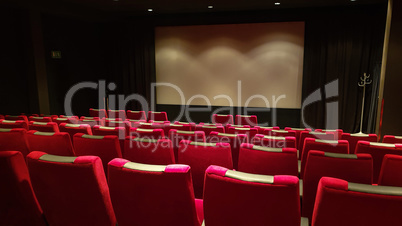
107, 109, 127, 120
27, 151, 116, 226
0, 128, 30, 157
126, 119, 147, 126
5, 115, 29, 124
169, 130, 206, 162
212, 114, 233, 125
224, 124, 249, 132
0, 115, 4, 120
0, 151, 46, 226
254, 126, 280, 134
92, 126, 126, 154
164, 123, 192, 135
0, 120, 28, 130
73, 133, 122, 174
54, 117, 79, 126
80, 116, 100, 120
253, 134, 297, 148
174, 121, 196, 131
58, 115, 79, 119
302, 151, 372, 221
238, 143, 298, 176
299, 131, 335, 156
208, 132, 248, 170
264, 129, 297, 139
108, 159, 203, 226
59, 123, 92, 142
195, 125, 225, 137
75, 118, 103, 127
148, 111, 168, 122
378, 154, 402, 187
356, 141, 402, 183
227, 126, 258, 139
285, 127, 312, 150
124, 137, 175, 165
129, 127, 165, 139
203, 165, 306, 226
89, 108, 107, 118
178, 140, 232, 198
341, 133, 377, 153
104, 120, 130, 129
29, 122, 59, 133
126, 110, 147, 121
382, 135, 402, 144
26, 131, 75, 156
301, 138, 349, 178
235, 115, 258, 127
312, 177, 402, 226
29, 116, 52, 123
315, 129, 343, 140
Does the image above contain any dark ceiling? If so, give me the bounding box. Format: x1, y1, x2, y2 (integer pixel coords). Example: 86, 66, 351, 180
5, 0, 388, 15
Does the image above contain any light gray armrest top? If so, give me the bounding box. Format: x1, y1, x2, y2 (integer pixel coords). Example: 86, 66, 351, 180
301, 217, 309, 226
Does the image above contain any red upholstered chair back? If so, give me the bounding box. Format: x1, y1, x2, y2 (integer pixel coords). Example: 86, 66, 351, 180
174, 121, 196, 131
125, 119, 147, 126
73, 133, 122, 174
163, 123, 191, 136
126, 110, 147, 121
312, 177, 402, 226
285, 127, 312, 150
356, 141, 402, 183
195, 125, 225, 137
315, 129, 343, 140
227, 126, 258, 140
103, 120, 130, 135
75, 118, 103, 127
302, 151, 372, 221
0, 151, 46, 226
253, 134, 297, 148
27, 151, 116, 226
238, 143, 298, 176
224, 123, 248, 132
264, 129, 297, 138
382, 135, 402, 144
89, 108, 107, 118
301, 138, 349, 178
108, 159, 202, 226
59, 123, 92, 143
26, 131, 75, 156
54, 117, 79, 126
235, 115, 258, 127
5, 115, 29, 124
212, 114, 233, 125
254, 126, 280, 134
0, 120, 28, 130
204, 165, 301, 226
0, 115, 4, 120
29, 122, 59, 133
341, 133, 378, 153
299, 131, 335, 158
124, 137, 175, 165
29, 116, 52, 123
107, 109, 127, 120
92, 126, 126, 154
379, 154, 402, 187
209, 132, 248, 170
169, 130, 206, 162
129, 127, 165, 140
178, 141, 232, 198
0, 128, 30, 157
148, 111, 168, 122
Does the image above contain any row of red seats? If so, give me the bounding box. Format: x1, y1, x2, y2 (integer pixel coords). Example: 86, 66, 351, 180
3, 150, 402, 226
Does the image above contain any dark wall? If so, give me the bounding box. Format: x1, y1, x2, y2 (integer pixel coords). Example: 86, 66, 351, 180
381, 1, 402, 137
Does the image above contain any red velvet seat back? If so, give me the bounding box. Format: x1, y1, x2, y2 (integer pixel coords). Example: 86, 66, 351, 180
315, 129, 343, 140
126, 110, 147, 120
26, 131, 75, 156
89, 108, 107, 118
285, 127, 312, 150
299, 131, 335, 158
93, 126, 126, 154
27, 151, 116, 226
238, 143, 298, 176
356, 141, 402, 183
253, 134, 296, 148
163, 123, 191, 135
312, 177, 402, 226
204, 165, 300, 226
379, 154, 402, 187
54, 117, 79, 125
124, 137, 175, 164
254, 126, 280, 134
169, 130, 206, 162
29, 116, 52, 123
224, 123, 249, 132
59, 123, 92, 143
5, 115, 29, 124
174, 121, 196, 131
264, 129, 297, 138
73, 133, 122, 174
382, 135, 402, 144
108, 159, 202, 226
341, 133, 377, 153
0, 120, 28, 130
107, 109, 127, 120
301, 138, 349, 178
129, 127, 165, 139
209, 132, 248, 170
29, 122, 59, 133
303, 151, 372, 221
227, 126, 258, 140
148, 111, 168, 122
0, 151, 46, 226
235, 115, 258, 127
195, 125, 225, 137
0, 128, 30, 157
75, 119, 103, 127
178, 141, 232, 198
103, 120, 130, 135
212, 114, 233, 125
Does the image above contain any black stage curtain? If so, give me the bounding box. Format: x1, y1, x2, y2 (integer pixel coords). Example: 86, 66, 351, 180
302, 5, 387, 133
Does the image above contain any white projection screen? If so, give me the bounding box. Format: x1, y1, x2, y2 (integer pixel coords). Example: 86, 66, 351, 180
155, 21, 305, 108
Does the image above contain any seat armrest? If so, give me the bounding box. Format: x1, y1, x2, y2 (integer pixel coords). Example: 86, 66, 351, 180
301, 217, 309, 226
